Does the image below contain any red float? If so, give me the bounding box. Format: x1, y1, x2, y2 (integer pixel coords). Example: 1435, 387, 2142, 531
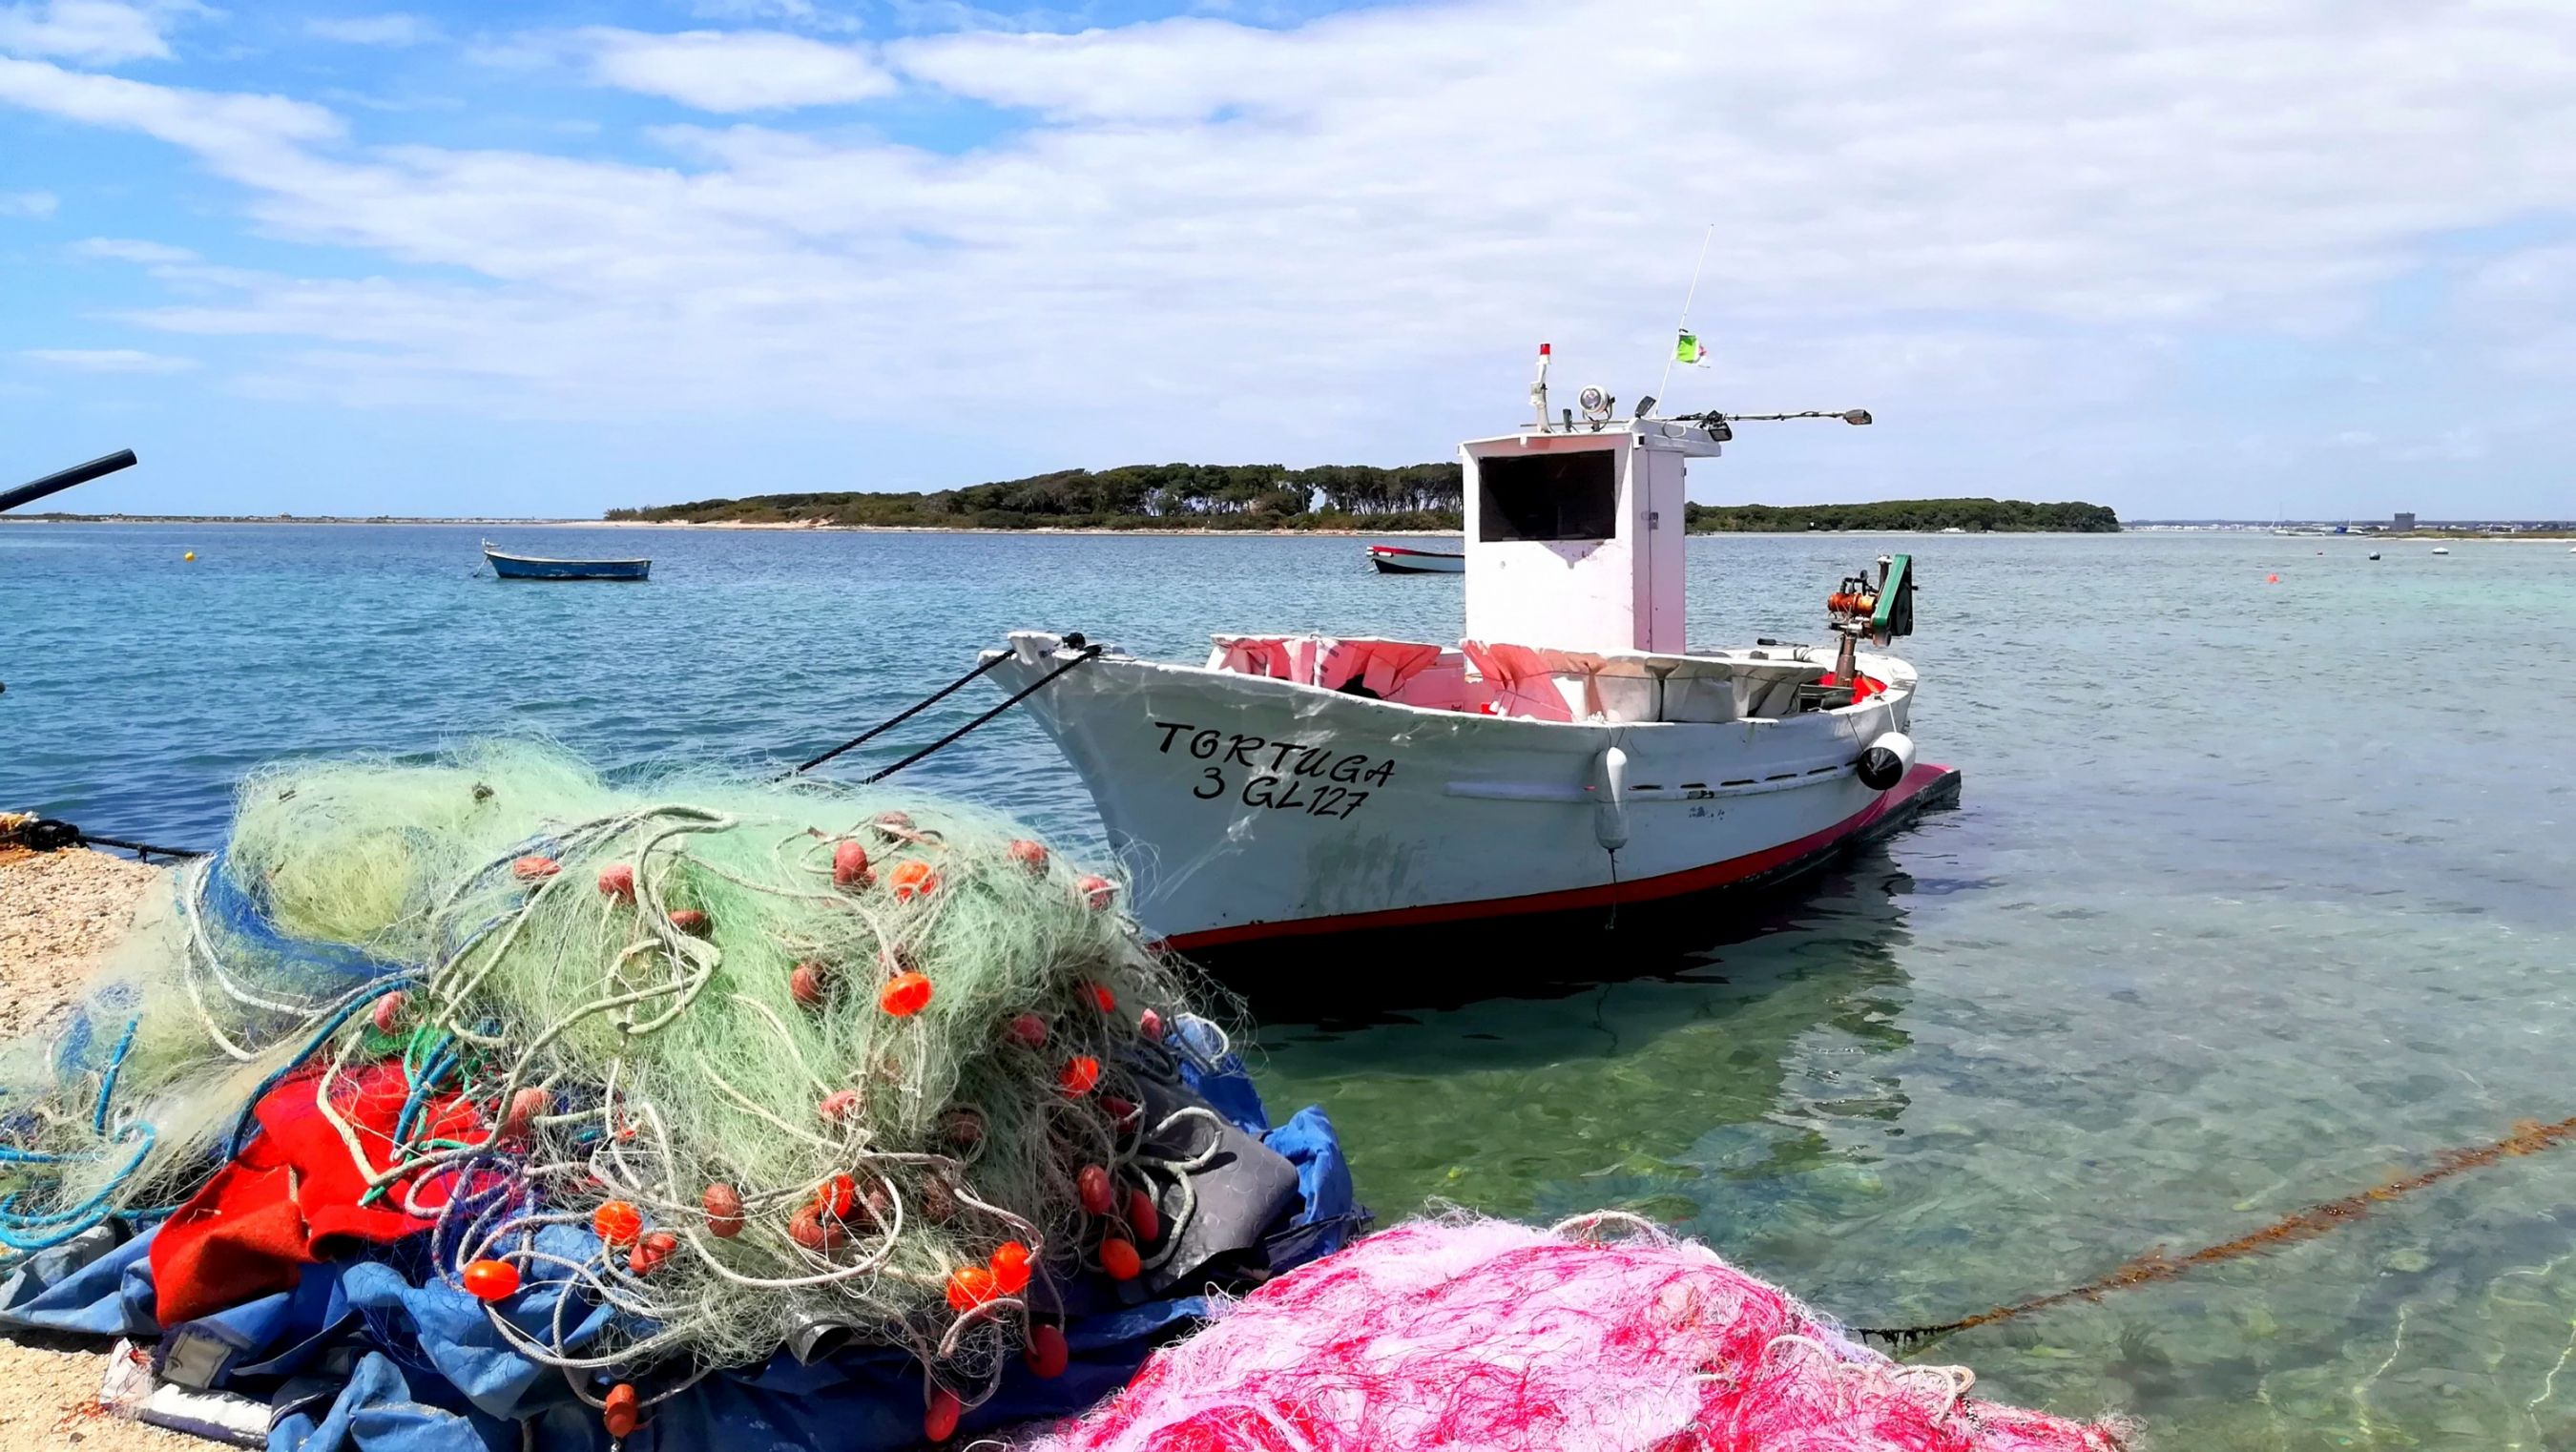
1100, 1236, 1142, 1281
592, 1200, 643, 1246
879, 970, 933, 1016
990, 1240, 1032, 1294
603, 1383, 639, 1440
924, 1388, 962, 1443
832, 840, 872, 887
702, 1183, 744, 1238
462, 1258, 519, 1301
596, 862, 634, 900
1024, 1323, 1070, 1379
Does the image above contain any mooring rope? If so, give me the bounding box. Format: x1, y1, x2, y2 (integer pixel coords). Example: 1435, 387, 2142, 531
1855, 1113, 2576, 1351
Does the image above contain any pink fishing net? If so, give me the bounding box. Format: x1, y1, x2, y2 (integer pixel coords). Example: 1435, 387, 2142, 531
1025, 1214, 2125, 1452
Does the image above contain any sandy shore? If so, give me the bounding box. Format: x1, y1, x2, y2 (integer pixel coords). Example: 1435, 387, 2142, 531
0, 848, 188, 1451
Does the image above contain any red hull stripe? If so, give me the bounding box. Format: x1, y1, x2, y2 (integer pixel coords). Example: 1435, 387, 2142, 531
1367, 547, 1463, 559
1164, 762, 1957, 951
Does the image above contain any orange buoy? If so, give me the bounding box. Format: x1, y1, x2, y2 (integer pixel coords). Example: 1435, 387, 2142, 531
990, 1240, 1032, 1295
592, 1201, 643, 1246
790, 961, 830, 1010
1087, 982, 1116, 1013
371, 991, 405, 1035
1025, 1323, 1070, 1379
945, 1263, 999, 1312
1100, 1236, 1142, 1281
668, 909, 710, 935
1007, 1012, 1049, 1048
597, 862, 634, 900
822, 1173, 858, 1220
1076, 875, 1116, 909
819, 1089, 862, 1124
788, 1202, 846, 1252
924, 1387, 962, 1443
831, 840, 871, 887
887, 861, 939, 902
702, 1183, 744, 1237
2266, 573, 2279, 584
603, 1383, 639, 1440
1008, 839, 1049, 873
511, 855, 559, 881
1138, 1009, 1164, 1043
1126, 1186, 1160, 1244
462, 1258, 520, 1300
1059, 1056, 1101, 1097
1076, 1165, 1113, 1215
628, 1231, 678, 1276
879, 970, 933, 1016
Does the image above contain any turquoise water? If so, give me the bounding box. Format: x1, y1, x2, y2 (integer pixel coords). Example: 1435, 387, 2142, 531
7, 522, 2576, 1448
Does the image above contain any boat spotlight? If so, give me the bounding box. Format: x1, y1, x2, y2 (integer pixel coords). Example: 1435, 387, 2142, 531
1842, 409, 1873, 425
1577, 386, 1613, 425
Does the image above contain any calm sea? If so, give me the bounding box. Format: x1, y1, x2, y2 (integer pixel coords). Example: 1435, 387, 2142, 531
6, 521, 2576, 1448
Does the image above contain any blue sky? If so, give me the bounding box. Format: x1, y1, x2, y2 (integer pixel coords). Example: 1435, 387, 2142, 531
4, 0, 2574, 520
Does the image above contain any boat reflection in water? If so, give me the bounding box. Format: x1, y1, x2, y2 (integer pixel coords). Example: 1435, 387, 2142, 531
1248, 838, 1939, 1218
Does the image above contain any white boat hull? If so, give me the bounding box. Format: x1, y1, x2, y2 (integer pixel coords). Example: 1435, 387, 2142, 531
987, 633, 1943, 952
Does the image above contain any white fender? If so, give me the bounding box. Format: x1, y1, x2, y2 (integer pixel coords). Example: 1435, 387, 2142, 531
1858, 731, 1916, 792
1591, 745, 1630, 852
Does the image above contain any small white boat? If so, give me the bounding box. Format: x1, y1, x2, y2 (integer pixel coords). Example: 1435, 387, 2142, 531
1366, 544, 1465, 574
2432, 547, 2450, 555
987, 351, 1952, 969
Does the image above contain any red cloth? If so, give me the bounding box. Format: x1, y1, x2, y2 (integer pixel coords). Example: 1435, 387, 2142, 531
153, 1060, 483, 1326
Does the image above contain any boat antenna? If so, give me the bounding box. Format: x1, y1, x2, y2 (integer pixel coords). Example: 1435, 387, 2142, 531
1650, 223, 1717, 414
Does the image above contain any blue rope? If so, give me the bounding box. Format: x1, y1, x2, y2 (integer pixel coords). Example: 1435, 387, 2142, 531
0, 1127, 155, 1250
219, 980, 418, 1161
92, 1017, 138, 1134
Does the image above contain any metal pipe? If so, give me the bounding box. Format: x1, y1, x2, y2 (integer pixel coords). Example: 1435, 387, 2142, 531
0, 449, 138, 515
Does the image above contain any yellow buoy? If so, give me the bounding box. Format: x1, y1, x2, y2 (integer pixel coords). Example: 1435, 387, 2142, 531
183, 550, 197, 561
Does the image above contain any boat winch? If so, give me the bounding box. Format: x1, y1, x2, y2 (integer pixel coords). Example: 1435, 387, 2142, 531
1825, 552, 1915, 696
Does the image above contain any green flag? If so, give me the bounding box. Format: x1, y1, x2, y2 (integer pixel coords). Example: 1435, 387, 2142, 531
1675, 330, 1707, 364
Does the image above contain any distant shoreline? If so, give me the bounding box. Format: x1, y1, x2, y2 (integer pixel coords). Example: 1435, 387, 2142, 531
12, 516, 2567, 541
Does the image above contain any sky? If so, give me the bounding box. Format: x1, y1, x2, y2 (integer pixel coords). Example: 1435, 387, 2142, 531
3, 0, 2573, 521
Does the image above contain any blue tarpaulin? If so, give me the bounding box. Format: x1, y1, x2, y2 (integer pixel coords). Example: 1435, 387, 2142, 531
2, 1041, 1360, 1452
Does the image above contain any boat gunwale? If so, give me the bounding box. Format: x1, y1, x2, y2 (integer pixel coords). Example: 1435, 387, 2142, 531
987, 640, 1917, 734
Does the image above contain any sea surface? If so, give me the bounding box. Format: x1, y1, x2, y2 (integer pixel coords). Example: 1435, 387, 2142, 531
7, 521, 2576, 1448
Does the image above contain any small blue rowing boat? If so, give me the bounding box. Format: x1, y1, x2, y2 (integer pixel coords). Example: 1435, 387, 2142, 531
483, 542, 651, 582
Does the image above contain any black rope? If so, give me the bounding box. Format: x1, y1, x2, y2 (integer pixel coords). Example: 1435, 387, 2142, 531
5, 819, 207, 861
860, 643, 1102, 785
785, 652, 1013, 778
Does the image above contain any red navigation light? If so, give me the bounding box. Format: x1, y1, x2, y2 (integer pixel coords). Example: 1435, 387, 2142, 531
1539, 342, 1551, 355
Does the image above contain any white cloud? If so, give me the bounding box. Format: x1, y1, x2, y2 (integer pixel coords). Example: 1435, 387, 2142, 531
306, 12, 435, 47
0, 0, 2572, 509
73, 236, 195, 260
571, 28, 894, 112
0, 188, 56, 216
21, 346, 198, 371
0, 0, 183, 64
0, 56, 342, 175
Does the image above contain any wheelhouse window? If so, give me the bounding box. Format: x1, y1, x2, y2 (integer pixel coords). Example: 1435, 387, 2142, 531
1477, 451, 1619, 542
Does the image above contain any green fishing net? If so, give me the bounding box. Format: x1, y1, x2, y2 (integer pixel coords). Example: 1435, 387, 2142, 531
0, 743, 1216, 1403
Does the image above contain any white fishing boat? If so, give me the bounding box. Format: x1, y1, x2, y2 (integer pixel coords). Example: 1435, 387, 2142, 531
986, 354, 1957, 962
1366, 544, 1465, 574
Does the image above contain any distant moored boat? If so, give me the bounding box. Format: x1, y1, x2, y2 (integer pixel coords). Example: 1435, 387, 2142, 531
482, 543, 651, 581
1366, 544, 1464, 574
